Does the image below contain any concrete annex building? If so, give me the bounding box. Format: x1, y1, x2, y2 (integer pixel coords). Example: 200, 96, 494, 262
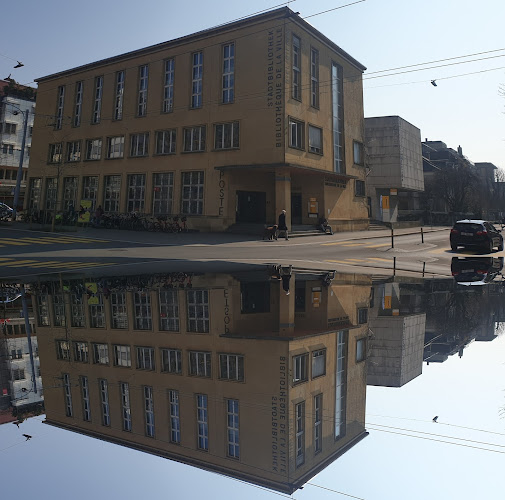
28, 7, 368, 232
35, 266, 369, 493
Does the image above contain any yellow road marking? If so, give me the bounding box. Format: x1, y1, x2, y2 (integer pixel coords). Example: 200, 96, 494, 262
326, 259, 354, 264
321, 241, 348, 246
340, 243, 364, 247
0, 260, 37, 266
14, 238, 58, 245
22, 261, 64, 268
369, 257, 391, 262
365, 243, 391, 248
345, 258, 366, 262
0, 239, 31, 245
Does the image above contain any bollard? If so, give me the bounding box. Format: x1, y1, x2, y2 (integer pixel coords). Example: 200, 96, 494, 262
422, 262, 426, 277
391, 227, 394, 249
393, 256, 396, 276
421, 227, 424, 244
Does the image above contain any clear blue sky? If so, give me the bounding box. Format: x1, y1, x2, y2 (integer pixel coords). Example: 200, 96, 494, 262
1, 0, 504, 169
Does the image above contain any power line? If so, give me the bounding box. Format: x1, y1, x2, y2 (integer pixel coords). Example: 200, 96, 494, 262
303, 0, 366, 19
306, 482, 365, 499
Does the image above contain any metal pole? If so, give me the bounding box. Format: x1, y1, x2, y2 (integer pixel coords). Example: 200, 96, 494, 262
391, 227, 394, 248
393, 256, 396, 276
12, 108, 29, 221
421, 227, 424, 244
20, 285, 37, 395
422, 262, 426, 277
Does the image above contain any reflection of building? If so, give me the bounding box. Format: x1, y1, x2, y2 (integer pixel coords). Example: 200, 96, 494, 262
364, 116, 424, 226
367, 282, 425, 387
28, 7, 368, 233
35, 267, 369, 493
0, 292, 43, 419
0, 80, 35, 207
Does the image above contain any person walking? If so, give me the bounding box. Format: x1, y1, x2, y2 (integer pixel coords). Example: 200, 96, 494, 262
278, 209, 289, 240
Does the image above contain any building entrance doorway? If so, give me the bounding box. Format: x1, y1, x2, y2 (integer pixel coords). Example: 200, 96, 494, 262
236, 191, 266, 223
291, 193, 302, 225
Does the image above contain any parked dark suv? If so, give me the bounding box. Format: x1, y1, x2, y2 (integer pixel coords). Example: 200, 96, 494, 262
451, 256, 504, 285
450, 220, 503, 253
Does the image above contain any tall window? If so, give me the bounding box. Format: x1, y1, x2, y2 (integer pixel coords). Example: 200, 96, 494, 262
28, 178, 42, 210
134, 290, 151, 330
93, 344, 109, 364
153, 173, 174, 216
314, 394, 322, 454
110, 292, 128, 329
138, 65, 149, 116
222, 43, 235, 104
189, 351, 211, 377
45, 178, 58, 210
161, 348, 182, 374
74, 341, 89, 363
81, 375, 91, 421
312, 349, 326, 378
289, 118, 304, 149
73, 81, 83, 127
293, 353, 308, 383
219, 354, 244, 381
55, 85, 65, 130
104, 175, 121, 212
183, 126, 206, 152
187, 289, 209, 332
81, 176, 98, 209
159, 289, 179, 331
355, 180, 365, 197
163, 59, 175, 113
181, 171, 204, 215
214, 122, 239, 150
353, 141, 364, 166
169, 390, 181, 443
48, 143, 62, 163
70, 293, 85, 327
89, 294, 105, 328
107, 136, 124, 159
63, 177, 77, 211
308, 125, 323, 154
310, 48, 319, 108
127, 174, 146, 213
66, 141, 81, 162
114, 70, 125, 120
114, 345, 131, 367
335, 330, 347, 439
332, 62, 344, 173
144, 386, 155, 437
36, 293, 50, 326
227, 399, 239, 458
99, 379, 110, 426
356, 338, 366, 362
196, 394, 208, 450
130, 132, 149, 157
63, 373, 73, 417
155, 129, 176, 155
292, 35, 301, 100
295, 401, 305, 466
85, 139, 102, 161
191, 51, 203, 109
52, 290, 66, 326
92, 76, 103, 124
137, 347, 155, 370
121, 382, 132, 431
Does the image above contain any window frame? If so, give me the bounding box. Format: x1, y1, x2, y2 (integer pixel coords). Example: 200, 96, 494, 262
356, 337, 367, 363
137, 64, 149, 117
189, 350, 211, 377
191, 51, 203, 109
293, 353, 309, 384
222, 42, 235, 104
181, 171, 204, 215
310, 47, 319, 109
355, 179, 366, 197
161, 348, 182, 374
85, 139, 102, 161
155, 129, 176, 155
169, 389, 181, 443
353, 141, 364, 166
183, 125, 206, 153
289, 118, 304, 150
130, 132, 149, 158
226, 399, 240, 459
214, 121, 239, 150
73, 81, 83, 127
219, 353, 244, 382
106, 136, 124, 159
308, 124, 323, 155
311, 349, 326, 379
114, 70, 125, 120
163, 58, 175, 113
136, 346, 155, 371
92, 76, 103, 124
93, 343, 109, 365
114, 345, 131, 367
292, 34, 301, 101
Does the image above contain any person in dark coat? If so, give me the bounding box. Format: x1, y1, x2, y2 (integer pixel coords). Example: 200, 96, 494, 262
278, 210, 289, 240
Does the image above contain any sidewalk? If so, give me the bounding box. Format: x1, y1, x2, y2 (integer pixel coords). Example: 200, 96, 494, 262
2, 221, 450, 246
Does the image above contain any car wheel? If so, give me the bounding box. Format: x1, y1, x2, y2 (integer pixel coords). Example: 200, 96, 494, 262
499, 240, 504, 251
487, 240, 494, 253
451, 244, 457, 251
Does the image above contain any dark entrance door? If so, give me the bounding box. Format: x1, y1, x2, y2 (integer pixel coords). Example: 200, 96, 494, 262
291, 193, 302, 225
236, 191, 266, 223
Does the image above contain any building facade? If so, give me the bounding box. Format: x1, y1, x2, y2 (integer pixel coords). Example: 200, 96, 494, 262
0, 80, 35, 209
28, 7, 368, 232
364, 116, 424, 226
34, 265, 369, 493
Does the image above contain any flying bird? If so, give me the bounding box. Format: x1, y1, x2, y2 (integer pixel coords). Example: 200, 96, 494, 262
431, 80, 437, 87
22, 434, 32, 441
13, 61, 24, 69
433, 416, 438, 423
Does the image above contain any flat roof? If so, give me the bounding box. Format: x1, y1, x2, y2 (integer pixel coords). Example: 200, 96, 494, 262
37, 7, 365, 83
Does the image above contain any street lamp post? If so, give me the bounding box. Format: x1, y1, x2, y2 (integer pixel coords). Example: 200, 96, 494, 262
7, 104, 29, 221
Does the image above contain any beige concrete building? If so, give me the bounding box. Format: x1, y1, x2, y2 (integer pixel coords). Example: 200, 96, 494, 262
35, 266, 370, 493
28, 7, 368, 232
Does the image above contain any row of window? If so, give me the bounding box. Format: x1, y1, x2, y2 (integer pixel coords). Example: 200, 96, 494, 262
0, 168, 28, 181
56, 342, 244, 381
37, 288, 208, 331
63, 373, 237, 455
56, 43, 235, 130
47, 122, 239, 165
0, 122, 33, 136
